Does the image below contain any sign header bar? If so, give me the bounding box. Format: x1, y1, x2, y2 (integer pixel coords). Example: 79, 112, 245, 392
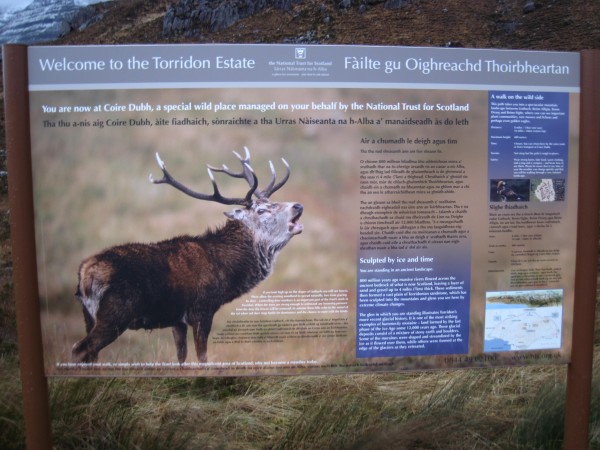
28, 44, 580, 90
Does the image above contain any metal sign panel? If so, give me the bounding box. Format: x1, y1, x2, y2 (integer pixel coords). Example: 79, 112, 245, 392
22, 44, 581, 376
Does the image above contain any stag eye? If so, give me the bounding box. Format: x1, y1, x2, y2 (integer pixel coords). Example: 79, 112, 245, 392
256, 207, 268, 215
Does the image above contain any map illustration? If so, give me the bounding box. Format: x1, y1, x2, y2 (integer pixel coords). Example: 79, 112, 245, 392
484, 289, 563, 352
530, 178, 566, 202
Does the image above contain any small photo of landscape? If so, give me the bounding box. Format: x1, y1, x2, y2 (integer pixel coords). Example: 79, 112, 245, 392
486, 289, 563, 307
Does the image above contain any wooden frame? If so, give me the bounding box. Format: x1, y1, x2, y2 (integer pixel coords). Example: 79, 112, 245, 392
3, 44, 599, 448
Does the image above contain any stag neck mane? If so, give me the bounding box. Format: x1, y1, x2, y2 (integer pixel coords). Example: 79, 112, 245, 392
197, 218, 252, 244
196, 218, 279, 280
229, 217, 286, 276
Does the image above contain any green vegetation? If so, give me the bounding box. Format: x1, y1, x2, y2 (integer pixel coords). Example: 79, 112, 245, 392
1, 352, 599, 449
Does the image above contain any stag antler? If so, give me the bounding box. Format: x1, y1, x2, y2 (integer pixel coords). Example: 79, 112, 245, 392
207, 146, 290, 200
150, 147, 291, 205
149, 152, 258, 207
206, 146, 256, 191
260, 158, 290, 199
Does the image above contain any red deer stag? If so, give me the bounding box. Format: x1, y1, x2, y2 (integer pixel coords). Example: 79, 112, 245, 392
72, 147, 303, 363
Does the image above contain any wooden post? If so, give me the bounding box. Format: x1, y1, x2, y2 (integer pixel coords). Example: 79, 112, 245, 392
564, 49, 600, 449
3, 44, 53, 449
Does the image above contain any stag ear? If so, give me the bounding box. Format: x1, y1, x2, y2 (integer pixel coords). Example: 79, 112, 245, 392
224, 209, 244, 220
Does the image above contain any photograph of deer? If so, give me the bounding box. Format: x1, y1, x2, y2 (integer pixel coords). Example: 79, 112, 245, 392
72, 147, 303, 363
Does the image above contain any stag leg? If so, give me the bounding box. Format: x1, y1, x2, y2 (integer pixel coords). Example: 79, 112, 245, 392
72, 295, 132, 363
172, 322, 188, 364
192, 323, 207, 363
72, 321, 125, 363
81, 305, 95, 334
191, 316, 213, 363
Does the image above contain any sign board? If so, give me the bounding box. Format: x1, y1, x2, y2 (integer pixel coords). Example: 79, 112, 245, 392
21, 44, 582, 376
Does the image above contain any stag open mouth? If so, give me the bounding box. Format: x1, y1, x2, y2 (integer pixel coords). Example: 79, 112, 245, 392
289, 204, 304, 235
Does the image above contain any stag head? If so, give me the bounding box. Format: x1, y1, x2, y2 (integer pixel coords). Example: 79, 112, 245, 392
149, 147, 303, 247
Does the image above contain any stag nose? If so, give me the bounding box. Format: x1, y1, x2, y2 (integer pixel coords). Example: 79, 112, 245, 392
293, 203, 303, 215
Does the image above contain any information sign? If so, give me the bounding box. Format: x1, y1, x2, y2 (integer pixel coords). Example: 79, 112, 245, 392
25, 44, 581, 376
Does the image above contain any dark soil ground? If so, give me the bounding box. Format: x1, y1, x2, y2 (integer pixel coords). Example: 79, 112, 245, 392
54, 0, 600, 51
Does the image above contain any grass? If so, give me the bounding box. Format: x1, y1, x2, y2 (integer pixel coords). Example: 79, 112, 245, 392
1, 353, 600, 449
0, 357, 25, 450
511, 358, 600, 450
49, 378, 194, 450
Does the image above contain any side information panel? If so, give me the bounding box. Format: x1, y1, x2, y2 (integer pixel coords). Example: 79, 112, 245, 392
26, 44, 580, 376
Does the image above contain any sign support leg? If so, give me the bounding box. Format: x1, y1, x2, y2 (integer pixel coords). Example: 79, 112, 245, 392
564, 49, 600, 449
3, 44, 53, 450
